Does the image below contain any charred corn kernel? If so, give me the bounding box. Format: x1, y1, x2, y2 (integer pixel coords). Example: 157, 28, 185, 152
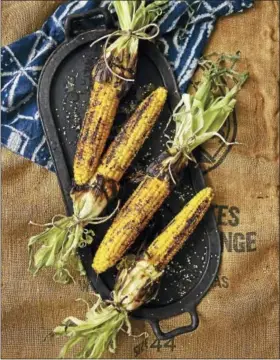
147, 187, 214, 269
73, 81, 121, 186
93, 176, 170, 273
96, 87, 167, 183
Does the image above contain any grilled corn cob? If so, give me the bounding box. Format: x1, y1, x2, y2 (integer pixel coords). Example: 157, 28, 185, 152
28, 87, 167, 283
93, 53, 248, 274
54, 188, 214, 359
93, 175, 170, 273
146, 187, 214, 269
96, 87, 167, 182
73, 81, 121, 186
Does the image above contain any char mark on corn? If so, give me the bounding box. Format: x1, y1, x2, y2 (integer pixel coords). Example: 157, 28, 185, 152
92, 176, 170, 274
146, 187, 214, 269
73, 81, 121, 186
96, 87, 167, 183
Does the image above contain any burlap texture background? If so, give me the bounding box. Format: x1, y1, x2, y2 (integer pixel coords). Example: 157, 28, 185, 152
1, 1, 279, 359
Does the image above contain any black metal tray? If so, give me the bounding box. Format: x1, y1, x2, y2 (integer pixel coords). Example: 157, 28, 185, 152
38, 8, 221, 340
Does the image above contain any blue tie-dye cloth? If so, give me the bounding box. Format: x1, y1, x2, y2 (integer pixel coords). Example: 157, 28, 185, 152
1, 0, 253, 171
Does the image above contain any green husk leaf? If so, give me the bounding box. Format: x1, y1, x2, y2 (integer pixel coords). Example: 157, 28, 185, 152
53, 300, 129, 359
167, 52, 249, 160
27, 180, 115, 283
54, 259, 158, 358
106, 0, 168, 56
112, 0, 168, 31
28, 218, 93, 284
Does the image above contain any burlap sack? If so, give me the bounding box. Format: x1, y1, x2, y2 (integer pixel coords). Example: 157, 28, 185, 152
1, 1, 279, 359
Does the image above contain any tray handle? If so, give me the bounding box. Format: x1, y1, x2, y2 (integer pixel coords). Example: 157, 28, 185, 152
149, 307, 199, 340
65, 8, 113, 40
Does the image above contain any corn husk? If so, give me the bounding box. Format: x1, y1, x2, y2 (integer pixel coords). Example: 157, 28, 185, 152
28, 176, 118, 284
165, 53, 249, 169
95, 0, 168, 85
53, 258, 160, 358
53, 297, 128, 359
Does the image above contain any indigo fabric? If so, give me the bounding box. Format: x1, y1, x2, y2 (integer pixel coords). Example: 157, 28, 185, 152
1, 0, 253, 171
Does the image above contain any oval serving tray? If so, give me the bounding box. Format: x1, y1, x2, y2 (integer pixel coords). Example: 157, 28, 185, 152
38, 8, 221, 340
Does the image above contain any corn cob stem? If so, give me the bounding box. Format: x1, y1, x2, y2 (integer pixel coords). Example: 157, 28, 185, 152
28, 87, 167, 283
54, 188, 213, 358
